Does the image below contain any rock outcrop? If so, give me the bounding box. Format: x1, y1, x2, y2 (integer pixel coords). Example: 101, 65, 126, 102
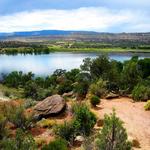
34, 95, 66, 118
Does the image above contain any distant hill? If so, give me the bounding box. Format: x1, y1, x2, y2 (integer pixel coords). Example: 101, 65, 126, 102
0, 30, 98, 38
0, 30, 150, 44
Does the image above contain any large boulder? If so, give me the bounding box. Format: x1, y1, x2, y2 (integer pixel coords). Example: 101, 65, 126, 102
34, 95, 66, 118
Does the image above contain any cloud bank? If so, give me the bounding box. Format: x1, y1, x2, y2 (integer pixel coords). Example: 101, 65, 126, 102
0, 7, 149, 33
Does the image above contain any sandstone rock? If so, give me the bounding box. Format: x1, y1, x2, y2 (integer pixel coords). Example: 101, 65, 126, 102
34, 95, 66, 118
74, 136, 85, 146
106, 93, 119, 99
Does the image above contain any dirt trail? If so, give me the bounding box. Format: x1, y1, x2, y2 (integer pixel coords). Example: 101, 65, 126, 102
94, 97, 150, 150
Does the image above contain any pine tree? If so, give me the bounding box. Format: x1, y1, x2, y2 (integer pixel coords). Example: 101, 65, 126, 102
96, 110, 132, 150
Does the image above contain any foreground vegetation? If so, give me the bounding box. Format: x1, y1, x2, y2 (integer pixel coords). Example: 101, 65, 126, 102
0, 55, 150, 149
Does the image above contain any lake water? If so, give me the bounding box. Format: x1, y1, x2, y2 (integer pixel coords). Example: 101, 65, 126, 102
0, 52, 150, 76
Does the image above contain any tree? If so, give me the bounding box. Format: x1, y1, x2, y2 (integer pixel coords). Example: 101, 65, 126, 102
121, 59, 141, 91
3, 71, 34, 88
74, 72, 91, 98
53, 69, 66, 77
57, 80, 73, 94
80, 57, 92, 72
24, 80, 39, 99
96, 110, 132, 150
65, 68, 80, 82
90, 55, 110, 79
137, 58, 150, 78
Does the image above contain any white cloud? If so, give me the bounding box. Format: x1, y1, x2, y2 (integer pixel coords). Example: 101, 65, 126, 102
0, 7, 149, 32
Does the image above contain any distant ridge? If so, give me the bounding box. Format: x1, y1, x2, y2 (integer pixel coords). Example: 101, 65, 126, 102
0, 30, 149, 43
0, 30, 99, 38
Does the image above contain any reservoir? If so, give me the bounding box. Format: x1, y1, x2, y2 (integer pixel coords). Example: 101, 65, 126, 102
0, 52, 150, 76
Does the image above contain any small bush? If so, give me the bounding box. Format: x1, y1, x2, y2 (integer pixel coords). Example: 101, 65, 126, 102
35, 137, 46, 147
4, 91, 10, 97
72, 103, 97, 136
37, 119, 56, 128
90, 95, 100, 107
90, 79, 108, 98
54, 121, 80, 143
42, 138, 67, 150
23, 99, 37, 109
132, 84, 150, 101
144, 100, 150, 111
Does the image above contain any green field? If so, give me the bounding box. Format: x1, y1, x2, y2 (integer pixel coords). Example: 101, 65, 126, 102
48, 46, 150, 53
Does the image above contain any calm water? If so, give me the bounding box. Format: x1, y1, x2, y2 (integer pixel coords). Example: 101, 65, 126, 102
0, 52, 150, 76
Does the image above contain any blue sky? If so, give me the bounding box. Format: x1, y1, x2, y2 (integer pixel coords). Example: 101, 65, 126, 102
0, 0, 149, 32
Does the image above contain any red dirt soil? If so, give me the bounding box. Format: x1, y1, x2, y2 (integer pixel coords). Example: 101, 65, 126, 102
93, 97, 150, 150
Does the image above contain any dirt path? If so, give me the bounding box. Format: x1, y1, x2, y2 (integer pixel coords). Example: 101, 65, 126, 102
93, 97, 150, 150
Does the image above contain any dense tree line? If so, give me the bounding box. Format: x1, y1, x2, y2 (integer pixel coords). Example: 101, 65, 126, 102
1, 55, 150, 101
0, 41, 150, 54
0, 41, 50, 54
67, 41, 150, 50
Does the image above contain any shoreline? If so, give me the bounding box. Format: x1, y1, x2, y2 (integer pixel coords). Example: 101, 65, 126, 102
0, 48, 150, 55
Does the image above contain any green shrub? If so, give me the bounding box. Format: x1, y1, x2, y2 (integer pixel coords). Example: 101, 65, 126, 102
132, 84, 150, 101
96, 110, 132, 150
37, 119, 56, 128
6, 106, 33, 131
72, 103, 97, 136
57, 80, 73, 95
1, 129, 37, 150
144, 100, 150, 111
4, 91, 10, 97
90, 95, 100, 107
35, 137, 46, 147
121, 60, 141, 91
24, 81, 39, 99
23, 99, 37, 109
55, 121, 80, 143
55, 104, 96, 142
90, 79, 108, 98
42, 138, 67, 150
24, 81, 52, 100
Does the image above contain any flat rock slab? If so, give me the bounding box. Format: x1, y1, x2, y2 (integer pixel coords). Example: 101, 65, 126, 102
106, 93, 119, 99
34, 95, 66, 117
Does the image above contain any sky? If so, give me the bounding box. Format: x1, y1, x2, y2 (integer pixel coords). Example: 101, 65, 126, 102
0, 0, 149, 33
